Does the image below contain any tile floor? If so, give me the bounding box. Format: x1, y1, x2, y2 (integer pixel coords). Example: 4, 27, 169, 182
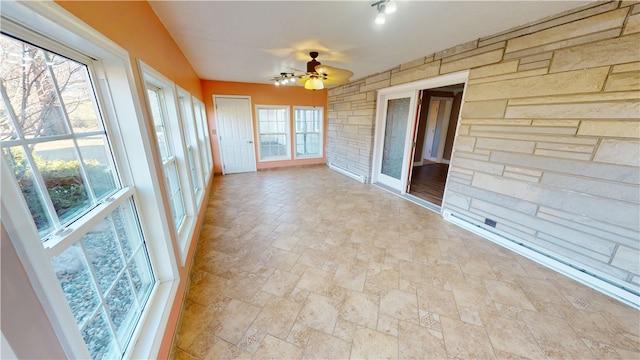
172, 165, 639, 359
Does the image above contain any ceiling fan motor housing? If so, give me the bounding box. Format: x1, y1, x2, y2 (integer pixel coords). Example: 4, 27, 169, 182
307, 51, 321, 73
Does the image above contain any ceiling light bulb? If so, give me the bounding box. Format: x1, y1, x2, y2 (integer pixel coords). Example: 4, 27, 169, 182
275, 80, 280, 86
375, 11, 386, 25
385, 0, 397, 14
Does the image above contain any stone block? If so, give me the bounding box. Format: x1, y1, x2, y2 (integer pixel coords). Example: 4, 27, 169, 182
447, 181, 538, 215
442, 42, 505, 63
506, 8, 629, 53
399, 57, 426, 71
454, 136, 476, 152
478, 2, 619, 47
452, 157, 503, 175
461, 100, 507, 119
505, 29, 621, 63
458, 125, 470, 135
541, 172, 640, 203
475, 138, 535, 153
440, 49, 504, 74
537, 207, 639, 250
536, 233, 616, 266
359, 79, 391, 93
434, 39, 478, 60
519, 52, 554, 65
504, 166, 543, 177
604, 72, 640, 91
503, 171, 540, 183
578, 120, 640, 138
468, 68, 548, 85
535, 142, 594, 153
445, 192, 471, 210
533, 149, 592, 161
531, 120, 581, 127
465, 67, 608, 101
508, 91, 640, 105
612, 62, 640, 73
471, 172, 639, 230
333, 102, 352, 111
551, 33, 640, 73
389, 61, 441, 86
518, 60, 550, 72
464, 119, 531, 125
454, 150, 489, 161
594, 139, 640, 166
491, 150, 639, 184
506, 101, 640, 119
365, 71, 391, 84
468, 60, 519, 80
623, 13, 640, 35
469, 125, 576, 135
612, 247, 640, 274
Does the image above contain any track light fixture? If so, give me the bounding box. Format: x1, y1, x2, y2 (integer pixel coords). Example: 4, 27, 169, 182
273, 72, 295, 86
372, 0, 397, 25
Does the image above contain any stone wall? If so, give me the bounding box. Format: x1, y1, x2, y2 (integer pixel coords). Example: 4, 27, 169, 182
327, 1, 640, 291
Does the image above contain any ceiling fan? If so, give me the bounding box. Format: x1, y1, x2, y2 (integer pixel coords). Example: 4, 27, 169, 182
272, 52, 353, 90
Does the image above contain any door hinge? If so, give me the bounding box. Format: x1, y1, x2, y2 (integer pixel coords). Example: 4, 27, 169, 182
412, 142, 416, 148
418, 99, 422, 105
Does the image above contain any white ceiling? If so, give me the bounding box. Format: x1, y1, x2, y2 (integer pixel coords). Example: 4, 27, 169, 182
149, 1, 591, 85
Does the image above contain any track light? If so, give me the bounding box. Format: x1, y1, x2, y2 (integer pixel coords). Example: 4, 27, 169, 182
372, 0, 397, 24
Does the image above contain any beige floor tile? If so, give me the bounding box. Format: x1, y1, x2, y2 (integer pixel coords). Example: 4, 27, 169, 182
252, 334, 302, 360
302, 331, 351, 360
379, 288, 419, 324
214, 299, 261, 345
339, 289, 379, 329
398, 320, 447, 359
259, 269, 300, 298
351, 327, 398, 360
297, 292, 340, 334
441, 316, 496, 359
173, 167, 640, 360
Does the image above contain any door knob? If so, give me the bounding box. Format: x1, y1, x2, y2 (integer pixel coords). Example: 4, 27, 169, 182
248, 141, 253, 144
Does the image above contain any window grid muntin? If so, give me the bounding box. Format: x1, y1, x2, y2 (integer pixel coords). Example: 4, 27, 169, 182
256, 106, 290, 161
294, 107, 323, 159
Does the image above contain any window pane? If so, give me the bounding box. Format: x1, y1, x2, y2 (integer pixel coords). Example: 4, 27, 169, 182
164, 162, 185, 227
128, 248, 154, 302
82, 218, 125, 294
112, 201, 142, 261
296, 133, 320, 156
51, 242, 100, 326
2, 146, 53, 235
106, 274, 137, 346
77, 136, 117, 200
146, 88, 170, 160
48, 52, 102, 133
31, 140, 91, 224
81, 309, 116, 360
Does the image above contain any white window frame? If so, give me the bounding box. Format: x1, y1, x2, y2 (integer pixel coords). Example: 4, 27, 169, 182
0, 2, 179, 359
256, 105, 291, 161
193, 98, 212, 181
140, 62, 196, 266
177, 88, 205, 206
293, 106, 324, 159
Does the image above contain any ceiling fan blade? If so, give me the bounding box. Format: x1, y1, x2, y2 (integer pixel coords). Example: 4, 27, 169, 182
315, 64, 353, 86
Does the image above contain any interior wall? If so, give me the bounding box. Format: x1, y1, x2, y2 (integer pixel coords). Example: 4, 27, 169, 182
327, 1, 640, 295
443, 91, 463, 160
415, 90, 455, 161
201, 80, 328, 174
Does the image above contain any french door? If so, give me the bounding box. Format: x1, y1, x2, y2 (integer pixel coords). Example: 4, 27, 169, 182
372, 90, 418, 191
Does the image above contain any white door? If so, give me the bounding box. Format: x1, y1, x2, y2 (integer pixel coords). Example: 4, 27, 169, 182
213, 96, 256, 174
373, 90, 418, 191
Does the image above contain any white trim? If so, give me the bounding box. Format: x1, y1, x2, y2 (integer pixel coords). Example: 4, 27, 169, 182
444, 211, 640, 310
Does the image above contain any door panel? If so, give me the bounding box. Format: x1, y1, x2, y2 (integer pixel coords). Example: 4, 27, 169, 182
214, 96, 256, 174
374, 90, 417, 191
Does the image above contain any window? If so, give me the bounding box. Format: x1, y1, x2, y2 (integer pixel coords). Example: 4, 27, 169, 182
177, 91, 204, 205
0, 31, 154, 359
256, 105, 290, 161
294, 106, 323, 158
193, 99, 212, 181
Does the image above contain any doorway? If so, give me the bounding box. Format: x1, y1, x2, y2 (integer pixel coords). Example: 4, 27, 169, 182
408, 84, 464, 206
371, 71, 468, 211
213, 96, 257, 174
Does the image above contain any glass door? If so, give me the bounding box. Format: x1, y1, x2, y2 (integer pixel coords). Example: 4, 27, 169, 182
373, 90, 417, 191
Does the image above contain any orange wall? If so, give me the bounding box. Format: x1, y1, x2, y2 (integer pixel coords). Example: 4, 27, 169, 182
201, 81, 328, 174
56, 1, 202, 100
55, 2, 205, 358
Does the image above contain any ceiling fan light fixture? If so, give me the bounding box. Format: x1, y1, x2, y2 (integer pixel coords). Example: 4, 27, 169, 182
385, 0, 397, 14
304, 78, 324, 90
375, 11, 386, 25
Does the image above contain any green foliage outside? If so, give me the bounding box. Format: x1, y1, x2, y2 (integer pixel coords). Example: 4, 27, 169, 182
6, 148, 116, 234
